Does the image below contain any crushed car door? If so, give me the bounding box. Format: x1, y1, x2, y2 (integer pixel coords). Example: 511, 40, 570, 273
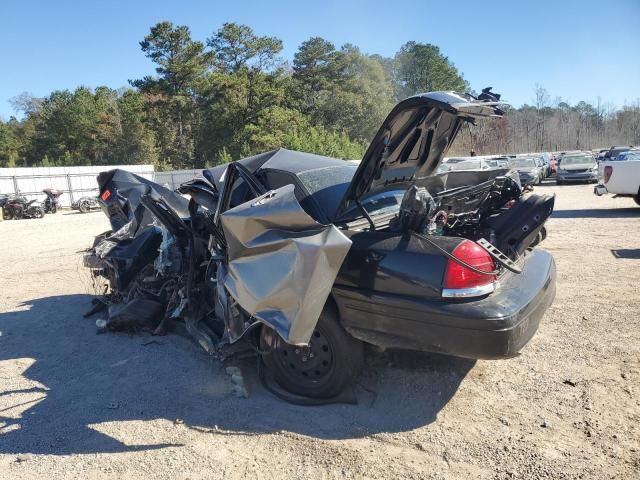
216, 169, 352, 346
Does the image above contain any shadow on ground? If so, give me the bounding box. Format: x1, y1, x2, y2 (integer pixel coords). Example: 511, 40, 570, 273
0, 294, 473, 455
552, 208, 639, 219
611, 249, 640, 259
62, 210, 100, 216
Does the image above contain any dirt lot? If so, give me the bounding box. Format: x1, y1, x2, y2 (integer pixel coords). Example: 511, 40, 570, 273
1, 182, 639, 479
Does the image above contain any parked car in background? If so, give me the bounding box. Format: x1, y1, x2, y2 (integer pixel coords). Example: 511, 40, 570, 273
556, 153, 599, 184
439, 156, 514, 173
510, 157, 544, 185
535, 156, 548, 178
485, 156, 510, 168
438, 157, 470, 170
536, 153, 552, 177
604, 146, 634, 161
438, 158, 493, 173
616, 150, 640, 162
557, 151, 580, 161
595, 155, 640, 206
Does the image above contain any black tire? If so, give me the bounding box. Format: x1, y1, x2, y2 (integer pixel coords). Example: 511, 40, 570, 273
79, 201, 90, 213
530, 231, 542, 248
634, 195, 640, 207
540, 226, 548, 242
31, 206, 45, 219
50, 204, 57, 214
260, 305, 364, 399
556, 179, 563, 185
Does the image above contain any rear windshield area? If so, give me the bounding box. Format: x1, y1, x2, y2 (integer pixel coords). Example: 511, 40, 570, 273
297, 165, 357, 220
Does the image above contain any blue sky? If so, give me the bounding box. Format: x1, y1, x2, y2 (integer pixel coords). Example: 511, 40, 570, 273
1, 0, 639, 119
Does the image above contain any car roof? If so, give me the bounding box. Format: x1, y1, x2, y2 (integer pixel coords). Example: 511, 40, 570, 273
204, 148, 358, 223
204, 148, 349, 190
609, 146, 633, 153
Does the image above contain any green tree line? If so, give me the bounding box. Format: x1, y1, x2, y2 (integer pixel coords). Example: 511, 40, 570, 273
0, 22, 467, 169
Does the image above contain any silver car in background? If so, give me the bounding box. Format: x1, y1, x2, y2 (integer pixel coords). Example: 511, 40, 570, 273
509, 157, 544, 185
556, 153, 598, 184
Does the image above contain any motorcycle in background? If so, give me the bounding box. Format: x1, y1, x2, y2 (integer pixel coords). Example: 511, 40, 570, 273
72, 195, 100, 213
0, 194, 45, 219
42, 188, 63, 214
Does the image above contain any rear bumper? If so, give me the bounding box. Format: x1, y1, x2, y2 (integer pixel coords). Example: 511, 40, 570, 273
333, 249, 556, 359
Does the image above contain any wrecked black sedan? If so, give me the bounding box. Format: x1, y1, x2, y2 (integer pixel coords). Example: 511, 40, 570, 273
86, 91, 556, 399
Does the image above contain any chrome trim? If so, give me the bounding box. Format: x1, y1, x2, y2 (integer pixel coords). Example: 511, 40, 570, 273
442, 282, 496, 298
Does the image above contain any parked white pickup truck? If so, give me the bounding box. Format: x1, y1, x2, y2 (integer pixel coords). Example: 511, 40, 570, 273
594, 157, 640, 206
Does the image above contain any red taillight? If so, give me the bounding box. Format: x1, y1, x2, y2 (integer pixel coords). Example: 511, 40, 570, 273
100, 189, 112, 201
443, 240, 496, 295
604, 166, 613, 183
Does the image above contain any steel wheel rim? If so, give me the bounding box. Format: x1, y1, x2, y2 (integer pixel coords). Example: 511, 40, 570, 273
273, 328, 335, 383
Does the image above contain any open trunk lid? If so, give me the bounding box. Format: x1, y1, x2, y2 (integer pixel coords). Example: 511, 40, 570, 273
335, 90, 505, 219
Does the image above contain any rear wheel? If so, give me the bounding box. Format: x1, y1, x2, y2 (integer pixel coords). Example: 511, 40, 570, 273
50, 204, 57, 214
260, 305, 364, 398
12, 206, 23, 220
79, 200, 90, 213
31, 206, 45, 219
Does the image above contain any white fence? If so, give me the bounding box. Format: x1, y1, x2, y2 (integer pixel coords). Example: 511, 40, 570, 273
154, 169, 203, 190
0, 165, 208, 208
0, 165, 154, 208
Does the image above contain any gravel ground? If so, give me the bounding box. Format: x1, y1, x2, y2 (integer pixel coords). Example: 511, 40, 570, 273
1, 182, 639, 479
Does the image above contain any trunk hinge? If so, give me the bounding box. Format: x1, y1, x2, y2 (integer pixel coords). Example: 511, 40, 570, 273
477, 238, 522, 274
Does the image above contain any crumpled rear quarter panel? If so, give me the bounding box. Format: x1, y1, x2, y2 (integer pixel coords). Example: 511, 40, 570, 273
219, 184, 352, 345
